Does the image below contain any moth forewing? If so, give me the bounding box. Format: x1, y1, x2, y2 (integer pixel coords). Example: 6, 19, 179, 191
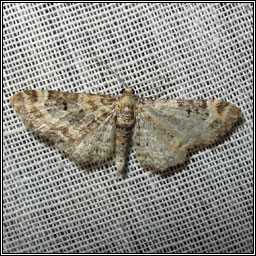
11, 89, 241, 173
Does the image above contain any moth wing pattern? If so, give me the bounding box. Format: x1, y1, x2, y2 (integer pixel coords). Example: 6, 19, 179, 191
133, 99, 241, 170
11, 90, 117, 164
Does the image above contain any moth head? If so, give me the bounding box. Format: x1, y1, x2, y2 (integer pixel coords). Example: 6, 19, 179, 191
120, 87, 134, 96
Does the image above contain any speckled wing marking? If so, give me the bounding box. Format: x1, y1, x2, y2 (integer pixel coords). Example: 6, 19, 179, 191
11, 90, 117, 164
133, 99, 241, 170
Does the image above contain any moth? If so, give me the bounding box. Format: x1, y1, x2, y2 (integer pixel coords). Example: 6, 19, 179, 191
10, 88, 241, 174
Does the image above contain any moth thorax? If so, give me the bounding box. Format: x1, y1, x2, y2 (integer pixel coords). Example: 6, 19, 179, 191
117, 95, 136, 126
121, 106, 133, 119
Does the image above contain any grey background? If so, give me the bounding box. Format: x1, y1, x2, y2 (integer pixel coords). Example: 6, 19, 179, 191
3, 3, 253, 253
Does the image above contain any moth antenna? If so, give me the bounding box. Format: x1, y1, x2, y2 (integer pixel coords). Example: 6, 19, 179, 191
90, 49, 125, 87
134, 91, 166, 100
132, 76, 177, 99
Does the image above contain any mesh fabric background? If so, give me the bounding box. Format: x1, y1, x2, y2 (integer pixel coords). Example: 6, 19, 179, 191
3, 3, 253, 253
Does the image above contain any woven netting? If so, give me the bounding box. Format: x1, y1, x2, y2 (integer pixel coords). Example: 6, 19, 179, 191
3, 3, 253, 253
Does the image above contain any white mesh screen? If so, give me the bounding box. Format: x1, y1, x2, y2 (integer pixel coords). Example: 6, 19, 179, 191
3, 3, 253, 253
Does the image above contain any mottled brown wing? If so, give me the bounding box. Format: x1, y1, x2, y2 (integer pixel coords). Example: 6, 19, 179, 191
11, 90, 117, 164
133, 99, 241, 170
